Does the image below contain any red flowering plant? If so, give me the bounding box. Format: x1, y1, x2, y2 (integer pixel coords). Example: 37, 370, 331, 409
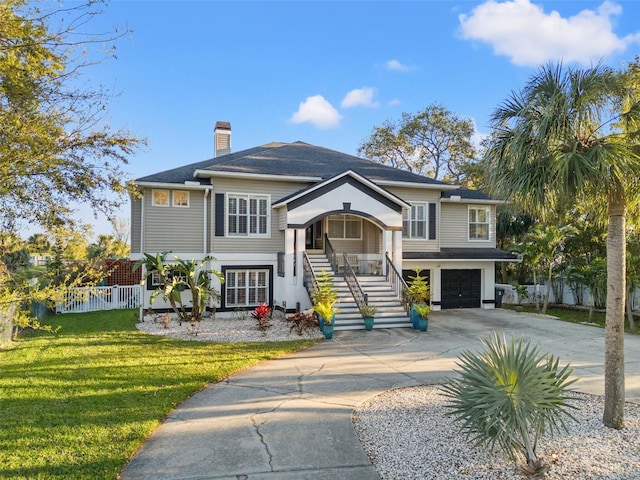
251, 303, 272, 331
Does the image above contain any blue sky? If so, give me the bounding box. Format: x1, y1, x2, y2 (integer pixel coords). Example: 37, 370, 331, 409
56, 0, 640, 237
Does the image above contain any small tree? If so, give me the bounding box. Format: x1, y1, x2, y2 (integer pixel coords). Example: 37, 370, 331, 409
311, 269, 338, 306
442, 333, 577, 477
519, 225, 577, 314
134, 253, 223, 324
403, 269, 430, 306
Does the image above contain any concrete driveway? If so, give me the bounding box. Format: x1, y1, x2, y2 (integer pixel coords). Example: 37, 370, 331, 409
119, 308, 640, 480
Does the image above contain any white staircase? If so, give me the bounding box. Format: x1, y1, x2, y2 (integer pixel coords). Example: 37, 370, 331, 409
306, 253, 411, 331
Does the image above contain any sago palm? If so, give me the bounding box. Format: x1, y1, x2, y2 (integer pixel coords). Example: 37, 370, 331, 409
442, 333, 577, 477
484, 62, 640, 428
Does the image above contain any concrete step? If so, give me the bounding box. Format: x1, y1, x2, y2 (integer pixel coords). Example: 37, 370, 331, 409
309, 254, 410, 330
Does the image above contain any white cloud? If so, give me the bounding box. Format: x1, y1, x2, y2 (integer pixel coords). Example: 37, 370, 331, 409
289, 95, 342, 129
458, 0, 637, 66
341, 88, 379, 108
388, 98, 402, 107
384, 59, 414, 71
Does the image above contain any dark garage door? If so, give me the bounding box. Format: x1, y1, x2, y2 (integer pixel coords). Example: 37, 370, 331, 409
441, 269, 481, 309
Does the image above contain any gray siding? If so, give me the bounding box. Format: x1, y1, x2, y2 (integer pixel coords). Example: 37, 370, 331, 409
142, 189, 206, 252
440, 203, 496, 248
130, 198, 142, 254
211, 178, 310, 255
386, 186, 440, 253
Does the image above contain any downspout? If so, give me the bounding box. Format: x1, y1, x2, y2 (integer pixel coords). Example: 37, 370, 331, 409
204, 187, 211, 254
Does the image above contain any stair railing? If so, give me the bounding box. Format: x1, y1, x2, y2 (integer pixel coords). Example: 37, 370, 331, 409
302, 252, 318, 300
343, 252, 368, 316
385, 252, 408, 307
324, 234, 338, 273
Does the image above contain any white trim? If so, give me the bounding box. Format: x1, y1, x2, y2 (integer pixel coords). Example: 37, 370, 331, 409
172, 190, 190, 207
375, 180, 460, 190
441, 197, 503, 205
136, 181, 210, 190
272, 170, 411, 210
402, 202, 427, 239
226, 192, 271, 237
151, 189, 170, 207
468, 205, 491, 242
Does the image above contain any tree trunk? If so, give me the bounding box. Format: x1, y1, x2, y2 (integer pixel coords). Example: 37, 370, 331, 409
0, 303, 16, 348
603, 186, 626, 429
542, 264, 553, 314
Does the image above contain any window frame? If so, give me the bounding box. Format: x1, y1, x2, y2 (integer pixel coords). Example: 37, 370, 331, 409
226, 193, 270, 237
403, 203, 427, 239
224, 268, 270, 308
151, 189, 170, 207
468, 205, 491, 241
172, 190, 190, 207
327, 214, 362, 240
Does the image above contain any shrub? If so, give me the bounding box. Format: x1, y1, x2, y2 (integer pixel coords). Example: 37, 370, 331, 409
287, 309, 318, 335
251, 303, 272, 331
441, 332, 577, 477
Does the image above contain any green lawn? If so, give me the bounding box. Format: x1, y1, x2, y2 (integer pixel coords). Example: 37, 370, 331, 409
0, 309, 319, 480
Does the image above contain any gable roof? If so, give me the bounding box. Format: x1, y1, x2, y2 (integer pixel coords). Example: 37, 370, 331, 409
272, 170, 411, 210
135, 141, 492, 200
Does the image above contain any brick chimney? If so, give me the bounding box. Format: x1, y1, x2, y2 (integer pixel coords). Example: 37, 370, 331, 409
214, 121, 231, 157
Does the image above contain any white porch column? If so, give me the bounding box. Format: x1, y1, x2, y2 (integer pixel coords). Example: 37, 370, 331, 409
432, 265, 442, 311
392, 230, 403, 273
382, 230, 393, 275
283, 228, 295, 304
294, 228, 306, 283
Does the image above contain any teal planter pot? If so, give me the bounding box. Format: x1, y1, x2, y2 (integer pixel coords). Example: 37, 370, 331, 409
364, 317, 374, 331
323, 323, 334, 339
418, 316, 428, 332
411, 305, 420, 329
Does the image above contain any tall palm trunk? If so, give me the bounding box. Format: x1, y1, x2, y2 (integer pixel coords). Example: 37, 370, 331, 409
604, 183, 626, 429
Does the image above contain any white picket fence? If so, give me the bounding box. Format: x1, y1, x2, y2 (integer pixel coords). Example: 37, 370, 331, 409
56, 285, 141, 314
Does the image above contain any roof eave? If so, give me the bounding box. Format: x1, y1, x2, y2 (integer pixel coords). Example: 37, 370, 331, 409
194, 169, 321, 182
375, 180, 460, 190
441, 197, 503, 205
133, 181, 211, 190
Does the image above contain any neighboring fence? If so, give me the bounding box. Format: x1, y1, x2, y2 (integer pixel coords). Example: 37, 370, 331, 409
56, 285, 141, 314
103, 260, 142, 286
497, 282, 640, 311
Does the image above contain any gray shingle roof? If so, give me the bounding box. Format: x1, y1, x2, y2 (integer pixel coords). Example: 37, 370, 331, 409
404, 248, 519, 261
135, 141, 492, 201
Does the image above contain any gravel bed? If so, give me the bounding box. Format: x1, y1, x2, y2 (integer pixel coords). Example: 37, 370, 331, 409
135, 311, 324, 343
353, 385, 640, 479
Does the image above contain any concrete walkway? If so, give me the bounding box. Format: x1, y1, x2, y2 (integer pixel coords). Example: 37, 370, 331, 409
120, 309, 640, 480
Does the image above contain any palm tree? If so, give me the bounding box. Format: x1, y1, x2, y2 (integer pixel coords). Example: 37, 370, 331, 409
485, 62, 640, 429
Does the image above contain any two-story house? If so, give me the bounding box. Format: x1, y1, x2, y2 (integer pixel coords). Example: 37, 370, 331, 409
131, 122, 516, 328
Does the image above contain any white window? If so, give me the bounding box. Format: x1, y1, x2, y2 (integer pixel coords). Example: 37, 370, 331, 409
152, 190, 169, 207
172, 190, 189, 207
328, 215, 361, 239
403, 203, 426, 239
227, 194, 269, 236
469, 206, 491, 241
151, 272, 163, 287
225, 269, 269, 307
